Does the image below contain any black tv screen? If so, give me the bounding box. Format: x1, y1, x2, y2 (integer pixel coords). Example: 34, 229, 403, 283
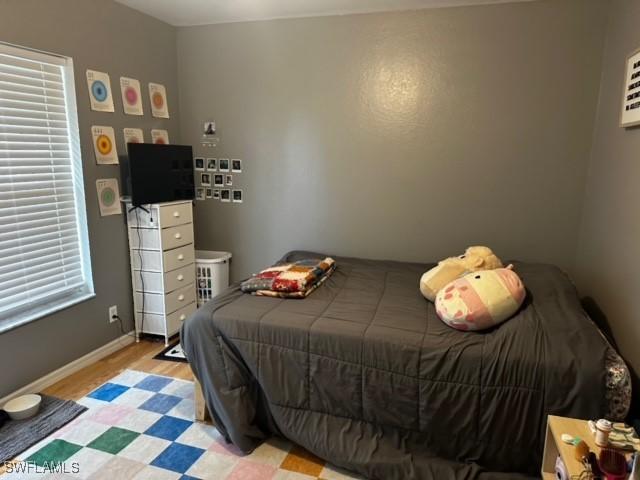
123, 143, 195, 206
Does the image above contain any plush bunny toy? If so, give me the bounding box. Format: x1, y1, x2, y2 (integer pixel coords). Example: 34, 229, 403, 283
435, 266, 526, 331
419, 246, 503, 302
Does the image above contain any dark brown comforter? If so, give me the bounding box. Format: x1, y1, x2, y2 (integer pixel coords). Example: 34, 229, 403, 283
181, 251, 608, 479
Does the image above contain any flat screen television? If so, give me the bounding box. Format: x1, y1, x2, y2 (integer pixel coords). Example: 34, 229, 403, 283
121, 143, 195, 206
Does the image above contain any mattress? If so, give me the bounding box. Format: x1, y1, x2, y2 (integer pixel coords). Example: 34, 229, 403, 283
182, 251, 628, 479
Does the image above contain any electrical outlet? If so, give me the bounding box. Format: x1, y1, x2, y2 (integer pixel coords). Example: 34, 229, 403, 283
108, 305, 118, 324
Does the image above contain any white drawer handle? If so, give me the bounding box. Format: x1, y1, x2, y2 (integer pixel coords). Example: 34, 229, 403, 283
178, 294, 185, 301
179, 314, 186, 321
177, 254, 184, 260
173, 211, 180, 217
177, 274, 184, 281
174, 232, 182, 239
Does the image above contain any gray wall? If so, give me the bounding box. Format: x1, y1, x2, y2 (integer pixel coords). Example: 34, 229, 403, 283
575, 0, 640, 379
0, 0, 179, 397
177, 0, 608, 282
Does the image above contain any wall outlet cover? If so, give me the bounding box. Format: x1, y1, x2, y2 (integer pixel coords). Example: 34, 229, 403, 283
108, 305, 118, 323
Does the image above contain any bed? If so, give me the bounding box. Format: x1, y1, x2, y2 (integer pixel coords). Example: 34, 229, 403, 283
181, 251, 630, 479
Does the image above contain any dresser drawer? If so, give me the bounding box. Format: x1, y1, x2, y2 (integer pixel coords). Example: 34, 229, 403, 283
128, 227, 161, 250
164, 264, 196, 292
164, 282, 195, 314
137, 302, 196, 337
163, 244, 195, 272
130, 249, 162, 272
127, 205, 159, 229
159, 203, 192, 228
135, 283, 195, 315
167, 302, 196, 337
133, 263, 195, 293
131, 244, 194, 272
161, 224, 193, 250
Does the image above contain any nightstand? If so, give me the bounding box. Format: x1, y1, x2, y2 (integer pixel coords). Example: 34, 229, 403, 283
541, 415, 634, 479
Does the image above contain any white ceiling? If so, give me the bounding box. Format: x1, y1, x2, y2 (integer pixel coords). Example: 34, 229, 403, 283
115, 0, 536, 27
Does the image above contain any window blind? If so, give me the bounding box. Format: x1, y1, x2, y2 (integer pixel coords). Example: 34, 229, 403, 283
0, 43, 93, 330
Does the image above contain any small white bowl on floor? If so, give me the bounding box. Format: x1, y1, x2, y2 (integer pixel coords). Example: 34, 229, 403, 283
3, 394, 42, 420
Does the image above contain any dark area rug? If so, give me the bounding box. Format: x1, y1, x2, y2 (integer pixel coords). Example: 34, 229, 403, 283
153, 341, 187, 363
0, 394, 86, 462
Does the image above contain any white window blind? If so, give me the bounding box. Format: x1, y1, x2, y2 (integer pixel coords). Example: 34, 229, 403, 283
0, 42, 93, 331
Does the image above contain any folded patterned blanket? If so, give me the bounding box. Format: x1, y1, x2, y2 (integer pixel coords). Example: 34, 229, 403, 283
240, 257, 336, 298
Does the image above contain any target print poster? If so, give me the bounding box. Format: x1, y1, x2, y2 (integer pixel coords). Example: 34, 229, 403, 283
86, 70, 114, 112
148, 82, 169, 118
96, 179, 122, 216
123, 128, 144, 145
91, 126, 118, 164
120, 77, 143, 116
151, 129, 169, 145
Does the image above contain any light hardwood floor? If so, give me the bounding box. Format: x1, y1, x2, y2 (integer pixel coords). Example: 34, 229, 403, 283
42, 339, 192, 401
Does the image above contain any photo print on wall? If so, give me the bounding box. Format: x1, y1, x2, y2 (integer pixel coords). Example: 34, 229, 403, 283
120, 77, 143, 116
86, 70, 114, 112
149, 82, 169, 118
194, 157, 205, 171
218, 158, 229, 172
204, 121, 215, 135
622, 47, 640, 127
201, 120, 219, 147
96, 178, 122, 216
91, 126, 118, 164
123, 128, 144, 145
151, 129, 169, 144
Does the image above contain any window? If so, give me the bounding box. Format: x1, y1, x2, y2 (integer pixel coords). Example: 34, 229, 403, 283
0, 42, 93, 331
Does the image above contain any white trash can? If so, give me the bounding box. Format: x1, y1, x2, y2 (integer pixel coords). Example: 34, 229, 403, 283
195, 250, 232, 307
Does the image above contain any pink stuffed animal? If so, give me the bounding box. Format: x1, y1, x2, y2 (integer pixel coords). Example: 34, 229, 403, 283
435, 266, 526, 331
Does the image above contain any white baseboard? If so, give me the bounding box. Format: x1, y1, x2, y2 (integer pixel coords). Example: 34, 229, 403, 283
0, 332, 135, 405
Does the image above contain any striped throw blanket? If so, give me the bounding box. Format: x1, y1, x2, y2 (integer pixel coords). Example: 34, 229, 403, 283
240, 257, 336, 298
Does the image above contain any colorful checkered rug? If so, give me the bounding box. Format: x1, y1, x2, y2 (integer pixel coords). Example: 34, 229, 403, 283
4, 370, 362, 480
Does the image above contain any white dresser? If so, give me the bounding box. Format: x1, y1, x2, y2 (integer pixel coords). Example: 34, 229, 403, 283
125, 200, 197, 345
